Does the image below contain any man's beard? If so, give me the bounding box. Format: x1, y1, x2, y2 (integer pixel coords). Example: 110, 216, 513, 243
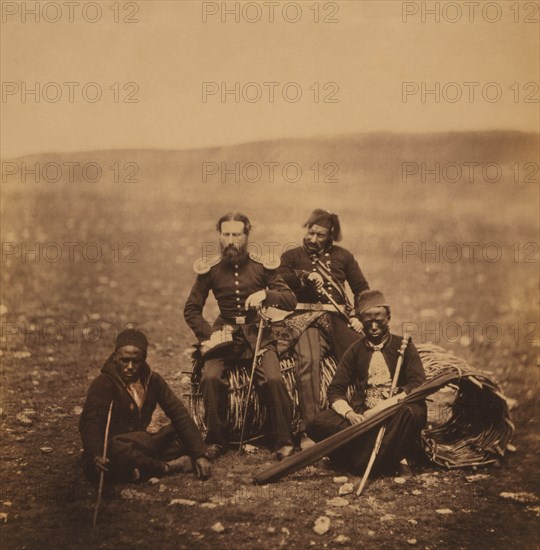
221, 243, 249, 266
303, 237, 327, 255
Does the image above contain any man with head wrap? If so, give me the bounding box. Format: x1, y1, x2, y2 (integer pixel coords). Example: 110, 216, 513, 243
278, 209, 370, 436
79, 329, 211, 483
184, 212, 297, 460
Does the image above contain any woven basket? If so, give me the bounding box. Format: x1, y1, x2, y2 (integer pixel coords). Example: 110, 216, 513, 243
185, 343, 515, 467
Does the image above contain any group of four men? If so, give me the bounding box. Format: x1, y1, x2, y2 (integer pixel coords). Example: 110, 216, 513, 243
79, 210, 427, 483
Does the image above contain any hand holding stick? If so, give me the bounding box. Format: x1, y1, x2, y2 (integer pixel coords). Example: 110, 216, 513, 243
93, 400, 113, 528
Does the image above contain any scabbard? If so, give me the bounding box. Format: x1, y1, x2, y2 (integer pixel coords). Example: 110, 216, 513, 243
253, 371, 457, 485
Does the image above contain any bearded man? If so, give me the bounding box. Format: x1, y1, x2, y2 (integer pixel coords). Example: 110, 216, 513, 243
278, 209, 370, 430
184, 212, 297, 460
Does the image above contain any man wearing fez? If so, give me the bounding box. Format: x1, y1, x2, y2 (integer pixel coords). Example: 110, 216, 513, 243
278, 209, 370, 428
306, 290, 427, 474
79, 329, 211, 482
184, 212, 297, 461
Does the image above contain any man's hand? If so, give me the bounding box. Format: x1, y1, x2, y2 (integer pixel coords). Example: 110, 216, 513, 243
349, 317, 363, 333
195, 457, 211, 480
93, 456, 109, 474
345, 411, 366, 425
245, 290, 266, 309
307, 272, 324, 290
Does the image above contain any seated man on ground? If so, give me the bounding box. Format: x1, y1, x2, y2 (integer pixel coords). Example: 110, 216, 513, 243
306, 290, 427, 475
79, 329, 211, 482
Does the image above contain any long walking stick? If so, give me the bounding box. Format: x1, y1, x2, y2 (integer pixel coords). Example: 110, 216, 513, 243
93, 400, 114, 527
238, 314, 266, 453
356, 336, 409, 496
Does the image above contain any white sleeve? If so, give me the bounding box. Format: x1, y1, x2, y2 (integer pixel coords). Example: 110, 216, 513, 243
331, 399, 354, 418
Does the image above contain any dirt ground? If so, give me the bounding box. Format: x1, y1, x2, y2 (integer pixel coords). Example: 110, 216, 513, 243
1, 145, 539, 549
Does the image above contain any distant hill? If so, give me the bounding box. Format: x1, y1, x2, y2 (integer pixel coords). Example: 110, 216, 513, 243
2, 131, 537, 191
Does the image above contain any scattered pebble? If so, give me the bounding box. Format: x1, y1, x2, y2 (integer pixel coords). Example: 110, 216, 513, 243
0, 304, 8, 316
72, 406, 83, 416
40, 447, 53, 454
147, 477, 160, 486
407, 538, 418, 545
13, 351, 31, 359
381, 514, 396, 522
120, 489, 155, 502
412, 490, 422, 496
335, 534, 350, 544
169, 498, 197, 506
200, 502, 217, 509
281, 527, 290, 536
326, 497, 349, 508
435, 509, 453, 515
499, 492, 538, 505
16, 413, 33, 426
0, 512, 7, 524
243, 444, 258, 454
211, 522, 225, 533
338, 483, 354, 496
313, 516, 331, 535
267, 527, 276, 534
2, 502, 12, 507
368, 530, 375, 536
465, 474, 490, 483
333, 476, 348, 484
158, 484, 167, 493
408, 519, 418, 525
506, 443, 517, 453
394, 477, 407, 484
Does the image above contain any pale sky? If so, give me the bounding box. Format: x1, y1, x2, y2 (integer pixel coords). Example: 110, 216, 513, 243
1, 0, 538, 158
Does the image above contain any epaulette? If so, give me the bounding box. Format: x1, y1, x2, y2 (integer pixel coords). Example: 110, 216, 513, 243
249, 252, 280, 270
193, 255, 221, 274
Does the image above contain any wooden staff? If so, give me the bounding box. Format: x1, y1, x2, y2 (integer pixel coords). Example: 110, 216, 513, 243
238, 315, 265, 453
93, 400, 113, 528
356, 336, 410, 496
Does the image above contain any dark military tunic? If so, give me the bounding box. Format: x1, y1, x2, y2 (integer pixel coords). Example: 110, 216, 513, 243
307, 334, 427, 475
183, 253, 297, 448
184, 254, 297, 340
279, 245, 369, 310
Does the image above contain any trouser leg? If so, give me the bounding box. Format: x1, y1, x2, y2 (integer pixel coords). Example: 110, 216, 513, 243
293, 326, 322, 427
307, 403, 427, 474
331, 316, 362, 361
200, 358, 228, 446
108, 431, 167, 479
255, 349, 293, 448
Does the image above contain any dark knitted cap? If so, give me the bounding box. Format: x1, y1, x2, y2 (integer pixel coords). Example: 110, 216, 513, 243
115, 329, 148, 354
356, 290, 389, 315
304, 209, 342, 242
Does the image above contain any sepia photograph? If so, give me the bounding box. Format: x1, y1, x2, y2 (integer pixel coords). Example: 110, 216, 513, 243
1, 1, 538, 548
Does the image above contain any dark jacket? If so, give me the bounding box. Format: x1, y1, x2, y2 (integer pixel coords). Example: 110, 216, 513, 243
327, 334, 426, 411
184, 254, 297, 341
279, 245, 369, 310
79, 356, 207, 460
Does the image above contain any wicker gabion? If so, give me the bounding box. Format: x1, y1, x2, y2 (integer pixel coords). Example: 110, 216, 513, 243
185, 343, 515, 468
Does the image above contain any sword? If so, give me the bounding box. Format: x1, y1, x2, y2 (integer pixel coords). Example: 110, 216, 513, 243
238, 312, 266, 453
356, 336, 410, 496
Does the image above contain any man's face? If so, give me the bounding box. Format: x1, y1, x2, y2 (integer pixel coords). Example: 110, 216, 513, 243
360, 307, 390, 343
220, 220, 248, 264
303, 224, 330, 254
115, 345, 145, 383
